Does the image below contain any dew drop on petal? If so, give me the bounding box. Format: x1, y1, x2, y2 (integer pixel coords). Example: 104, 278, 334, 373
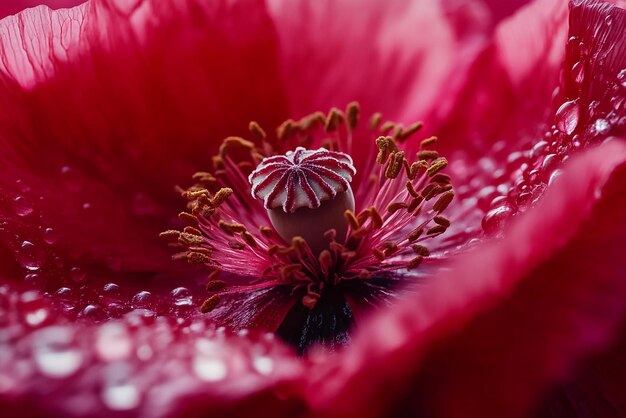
593, 118, 610, 135
571, 61, 585, 84
102, 383, 140, 411
96, 323, 132, 361
131, 291, 154, 309
33, 327, 82, 378
252, 356, 274, 376
79, 304, 106, 321
555, 100, 580, 135
17, 241, 45, 271
617, 69, 626, 89
12, 196, 33, 217
171, 287, 193, 307
482, 205, 514, 235
43, 227, 59, 245
193, 355, 227, 382
548, 169, 563, 186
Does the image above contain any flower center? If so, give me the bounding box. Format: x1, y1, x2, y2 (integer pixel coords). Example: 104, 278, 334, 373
161, 102, 455, 350
249, 147, 356, 253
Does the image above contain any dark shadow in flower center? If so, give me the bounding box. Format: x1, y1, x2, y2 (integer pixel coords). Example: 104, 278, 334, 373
275, 274, 398, 355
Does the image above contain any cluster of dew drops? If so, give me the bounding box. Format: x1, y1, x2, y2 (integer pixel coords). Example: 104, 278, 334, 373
0, 164, 302, 414
456, 33, 626, 238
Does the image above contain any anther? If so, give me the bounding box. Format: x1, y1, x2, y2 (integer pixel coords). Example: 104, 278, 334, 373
407, 256, 424, 269
259, 226, 273, 238
420, 136, 438, 148
218, 220, 247, 235
426, 158, 448, 177
369, 113, 383, 130
201, 295, 221, 313
344, 210, 360, 231
188, 251, 211, 264
388, 202, 409, 213
211, 188, 233, 206
178, 212, 199, 226
249, 121, 266, 141
433, 216, 451, 227
397, 121, 423, 142
385, 151, 405, 179
346, 102, 360, 130
241, 231, 257, 248
411, 245, 430, 256
408, 227, 425, 242
219, 137, 254, 158
417, 150, 439, 160
159, 230, 181, 241
277, 119, 297, 141
228, 242, 246, 250
325, 108, 344, 132
406, 182, 420, 198
433, 190, 454, 213
427, 225, 446, 235
206, 280, 227, 292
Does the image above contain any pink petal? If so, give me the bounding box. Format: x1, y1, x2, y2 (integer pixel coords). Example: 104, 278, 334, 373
309, 140, 626, 418
266, 0, 490, 124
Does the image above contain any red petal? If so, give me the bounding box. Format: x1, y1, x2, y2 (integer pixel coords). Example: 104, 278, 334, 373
0, 0, 84, 19
267, 0, 490, 124
437, 0, 568, 154
0, 0, 288, 275
0, 280, 306, 418
309, 140, 626, 418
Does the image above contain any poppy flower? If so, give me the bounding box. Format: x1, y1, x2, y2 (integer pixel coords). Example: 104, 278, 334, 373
0, 0, 626, 417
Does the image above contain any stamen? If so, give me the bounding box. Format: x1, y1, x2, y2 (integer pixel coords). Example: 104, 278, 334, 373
249, 121, 266, 141
162, 102, 455, 316
201, 295, 221, 313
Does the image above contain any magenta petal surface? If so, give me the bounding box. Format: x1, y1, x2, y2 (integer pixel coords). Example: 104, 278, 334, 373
309, 140, 626, 418
266, 0, 490, 125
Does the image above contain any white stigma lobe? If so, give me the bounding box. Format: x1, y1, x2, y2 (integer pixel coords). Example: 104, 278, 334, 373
248, 147, 356, 213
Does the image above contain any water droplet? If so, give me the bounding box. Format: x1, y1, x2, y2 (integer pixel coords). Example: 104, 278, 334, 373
79, 304, 106, 321
555, 100, 580, 135
131, 291, 154, 309
617, 69, 626, 89
548, 169, 563, 186
541, 153, 559, 173
19, 291, 49, 326
43, 227, 60, 245
33, 327, 82, 378
482, 205, 514, 235
252, 356, 274, 376
136, 345, 153, 361
593, 118, 610, 135
69, 267, 86, 283
193, 355, 227, 382
571, 61, 585, 84
12, 196, 33, 217
171, 287, 193, 309
96, 323, 132, 361
54, 287, 77, 312
605, 14, 613, 26
17, 241, 45, 271
102, 383, 140, 411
